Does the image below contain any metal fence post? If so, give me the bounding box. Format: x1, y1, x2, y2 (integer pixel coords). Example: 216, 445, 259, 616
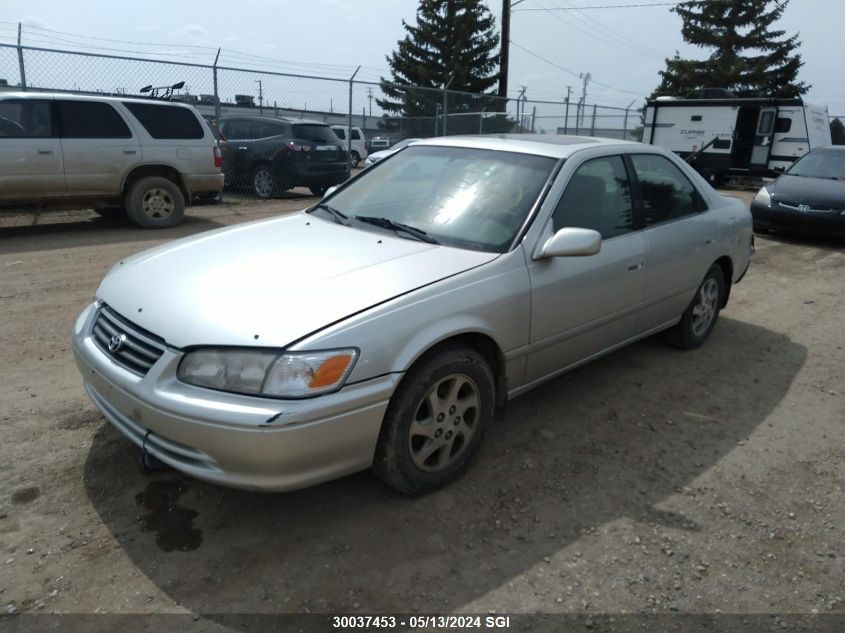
16, 22, 27, 90
347, 66, 360, 172
212, 48, 221, 127
623, 108, 629, 140
564, 97, 569, 134
590, 104, 597, 136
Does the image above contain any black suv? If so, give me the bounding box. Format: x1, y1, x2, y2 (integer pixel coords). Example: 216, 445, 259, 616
218, 116, 349, 197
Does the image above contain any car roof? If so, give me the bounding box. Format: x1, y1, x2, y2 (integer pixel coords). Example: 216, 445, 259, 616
413, 134, 641, 159
0, 91, 197, 109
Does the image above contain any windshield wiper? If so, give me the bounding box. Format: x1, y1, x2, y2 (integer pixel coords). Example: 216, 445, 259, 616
354, 215, 439, 244
311, 202, 349, 225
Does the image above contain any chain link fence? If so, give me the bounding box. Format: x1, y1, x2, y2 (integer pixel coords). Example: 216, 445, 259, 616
0, 41, 645, 197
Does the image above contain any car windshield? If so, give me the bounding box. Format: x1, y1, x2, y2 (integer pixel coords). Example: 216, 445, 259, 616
312, 145, 556, 252
293, 124, 337, 143
787, 149, 845, 180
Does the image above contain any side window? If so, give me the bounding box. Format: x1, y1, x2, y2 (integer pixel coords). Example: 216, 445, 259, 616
630, 154, 705, 225
552, 155, 634, 240
333, 128, 346, 139
775, 117, 792, 133
351, 130, 361, 140
256, 120, 287, 138
122, 102, 204, 139
57, 101, 131, 139
0, 99, 54, 138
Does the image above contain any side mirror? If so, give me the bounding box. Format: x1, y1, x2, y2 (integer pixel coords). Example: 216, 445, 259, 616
774, 165, 785, 173
323, 186, 338, 198
537, 227, 602, 258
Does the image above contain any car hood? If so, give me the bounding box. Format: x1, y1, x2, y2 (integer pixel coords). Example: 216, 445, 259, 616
97, 213, 498, 349
770, 174, 845, 209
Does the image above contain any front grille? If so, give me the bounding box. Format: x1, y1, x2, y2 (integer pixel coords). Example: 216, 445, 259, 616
777, 200, 842, 213
91, 305, 166, 376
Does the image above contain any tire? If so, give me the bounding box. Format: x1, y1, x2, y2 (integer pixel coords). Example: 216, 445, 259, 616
309, 185, 328, 197
351, 151, 361, 168
664, 264, 725, 350
125, 177, 185, 229
753, 222, 770, 234
251, 164, 277, 199
372, 345, 495, 496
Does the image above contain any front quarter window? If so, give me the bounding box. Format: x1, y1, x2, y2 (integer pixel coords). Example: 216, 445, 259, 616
312, 145, 556, 252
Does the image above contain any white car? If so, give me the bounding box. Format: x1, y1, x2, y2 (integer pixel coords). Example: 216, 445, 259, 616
331, 125, 367, 166
363, 138, 422, 167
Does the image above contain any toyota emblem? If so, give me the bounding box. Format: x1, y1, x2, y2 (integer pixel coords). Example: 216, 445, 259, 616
108, 333, 127, 353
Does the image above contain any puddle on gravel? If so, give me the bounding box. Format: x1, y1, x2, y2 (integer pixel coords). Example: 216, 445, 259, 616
135, 479, 203, 552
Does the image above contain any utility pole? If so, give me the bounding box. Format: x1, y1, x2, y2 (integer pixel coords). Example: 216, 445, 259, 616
498, 0, 527, 99
255, 79, 263, 115
366, 87, 373, 117
578, 72, 590, 127
564, 85, 571, 134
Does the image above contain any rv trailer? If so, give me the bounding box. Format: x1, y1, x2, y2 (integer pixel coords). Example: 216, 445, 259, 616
643, 97, 831, 184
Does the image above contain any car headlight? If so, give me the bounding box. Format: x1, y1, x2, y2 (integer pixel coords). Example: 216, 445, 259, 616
753, 186, 771, 207
177, 348, 358, 398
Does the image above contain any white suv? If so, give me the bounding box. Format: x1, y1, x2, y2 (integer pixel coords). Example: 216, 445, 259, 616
0, 92, 224, 228
331, 125, 367, 167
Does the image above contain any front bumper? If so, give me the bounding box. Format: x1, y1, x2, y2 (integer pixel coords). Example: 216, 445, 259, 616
751, 201, 845, 236
72, 303, 398, 492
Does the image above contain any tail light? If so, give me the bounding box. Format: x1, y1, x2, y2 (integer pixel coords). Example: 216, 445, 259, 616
287, 141, 313, 152
213, 146, 223, 168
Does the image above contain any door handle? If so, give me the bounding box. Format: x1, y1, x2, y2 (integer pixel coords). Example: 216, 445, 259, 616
37, 149, 54, 155
627, 262, 643, 272
123, 149, 137, 155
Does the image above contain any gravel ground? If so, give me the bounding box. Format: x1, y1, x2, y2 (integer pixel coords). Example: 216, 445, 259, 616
0, 189, 843, 631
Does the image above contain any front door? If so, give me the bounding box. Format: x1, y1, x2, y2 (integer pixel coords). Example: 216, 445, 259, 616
750, 107, 777, 170
0, 98, 65, 200
525, 155, 646, 384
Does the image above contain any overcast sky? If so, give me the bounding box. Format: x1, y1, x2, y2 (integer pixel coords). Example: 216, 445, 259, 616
1, 0, 843, 116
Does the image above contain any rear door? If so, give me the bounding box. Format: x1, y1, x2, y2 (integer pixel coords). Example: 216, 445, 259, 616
0, 97, 65, 200
57, 100, 139, 195
629, 153, 718, 331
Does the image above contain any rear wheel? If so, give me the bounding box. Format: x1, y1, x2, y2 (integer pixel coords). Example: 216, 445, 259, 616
351, 151, 361, 168
373, 345, 495, 496
309, 185, 328, 197
251, 164, 278, 199
125, 176, 185, 229
664, 264, 725, 350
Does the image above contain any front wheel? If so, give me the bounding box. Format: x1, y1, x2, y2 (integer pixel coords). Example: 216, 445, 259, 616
125, 177, 185, 229
664, 264, 725, 350
373, 345, 495, 496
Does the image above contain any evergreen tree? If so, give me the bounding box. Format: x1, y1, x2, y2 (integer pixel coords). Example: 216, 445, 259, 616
831, 118, 845, 145
378, 0, 505, 136
652, 0, 808, 98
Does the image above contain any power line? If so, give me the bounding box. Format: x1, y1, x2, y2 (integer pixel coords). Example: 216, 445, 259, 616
509, 39, 643, 97
514, 2, 685, 10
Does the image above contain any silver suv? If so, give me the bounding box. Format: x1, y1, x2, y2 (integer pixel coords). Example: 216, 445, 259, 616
0, 93, 224, 228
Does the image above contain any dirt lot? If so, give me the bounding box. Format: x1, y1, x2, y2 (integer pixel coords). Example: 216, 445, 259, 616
0, 191, 843, 631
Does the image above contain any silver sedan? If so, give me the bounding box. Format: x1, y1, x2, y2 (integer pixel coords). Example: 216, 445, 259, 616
73, 135, 753, 494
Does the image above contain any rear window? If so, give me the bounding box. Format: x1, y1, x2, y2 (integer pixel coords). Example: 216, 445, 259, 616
122, 102, 204, 139
293, 124, 337, 143
58, 100, 132, 139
